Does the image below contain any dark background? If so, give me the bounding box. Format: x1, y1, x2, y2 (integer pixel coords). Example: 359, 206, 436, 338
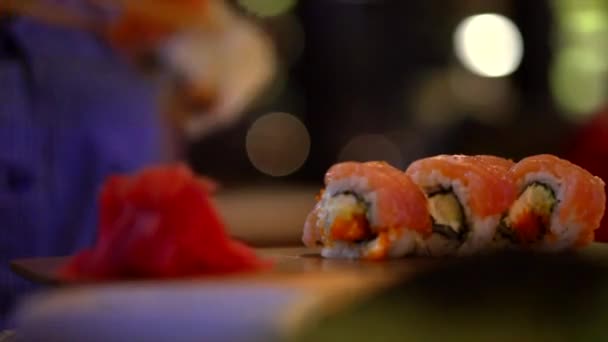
189, 0, 601, 186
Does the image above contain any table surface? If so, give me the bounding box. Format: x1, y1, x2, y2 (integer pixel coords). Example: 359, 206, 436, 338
9, 246, 438, 331
10, 244, 608, 340
12, 244, 608, 287
9, 247, 436, 296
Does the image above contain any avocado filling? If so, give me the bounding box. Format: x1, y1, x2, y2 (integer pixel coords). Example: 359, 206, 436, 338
326, 193, 375, 243
502, 182, 557, 244
428, 190, 467, 240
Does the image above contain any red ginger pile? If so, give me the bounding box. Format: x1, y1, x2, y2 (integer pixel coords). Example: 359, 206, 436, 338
62, 164, 268, 280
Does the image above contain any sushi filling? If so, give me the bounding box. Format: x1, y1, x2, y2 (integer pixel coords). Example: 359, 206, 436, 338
428, 190, 467, 240
502, 182, 557, 244
324, 192, 375, 244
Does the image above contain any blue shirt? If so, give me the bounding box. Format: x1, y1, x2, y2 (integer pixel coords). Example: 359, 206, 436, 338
0, 15, 164, 327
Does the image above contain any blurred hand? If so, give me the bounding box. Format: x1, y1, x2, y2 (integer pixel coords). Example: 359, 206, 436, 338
2, 0, 277, 142
160, 0, 276, 139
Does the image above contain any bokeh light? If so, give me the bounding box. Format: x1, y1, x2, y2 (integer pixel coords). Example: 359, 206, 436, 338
550, 47, 608, 120
550, 0, 608, 121
454, 14, 523, 78
246, 112, 310, 177
338, 134, 404, 169
552, 0, 608, 35
564, 9, 608, 35
238, 0, 297, 18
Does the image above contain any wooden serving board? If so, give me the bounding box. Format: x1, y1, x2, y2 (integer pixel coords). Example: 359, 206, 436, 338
11, 244, 608, 288
10, 244, 608, 340
9, 246, 437, 310
9, 247, 435, 289
9, 247, 437, 337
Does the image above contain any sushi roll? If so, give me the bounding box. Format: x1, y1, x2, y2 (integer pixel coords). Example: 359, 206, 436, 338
302, 161, 432, 260
406, 155, 517, 256
499, 154, 606, 251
